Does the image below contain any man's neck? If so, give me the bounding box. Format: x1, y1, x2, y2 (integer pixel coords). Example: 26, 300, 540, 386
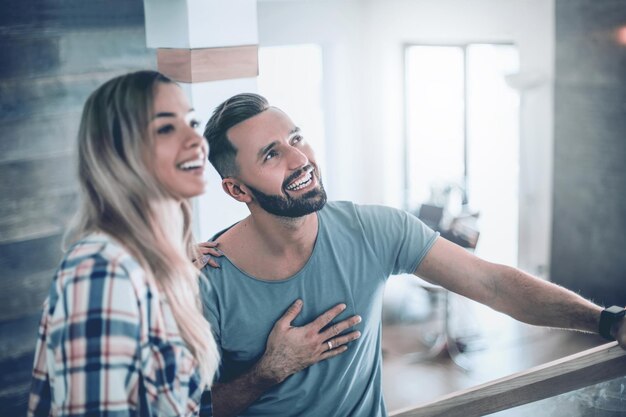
247, 207, 318, 257
216, 207, 320, 280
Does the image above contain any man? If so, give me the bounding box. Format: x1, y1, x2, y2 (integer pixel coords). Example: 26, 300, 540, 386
199, 93, 626, 417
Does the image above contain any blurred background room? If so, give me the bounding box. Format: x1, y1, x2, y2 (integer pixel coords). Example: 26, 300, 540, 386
1, 0, 626, 415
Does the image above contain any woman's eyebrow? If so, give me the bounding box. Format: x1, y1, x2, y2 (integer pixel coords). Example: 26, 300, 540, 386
152, 112, 176, 120
152, 108, 195, 120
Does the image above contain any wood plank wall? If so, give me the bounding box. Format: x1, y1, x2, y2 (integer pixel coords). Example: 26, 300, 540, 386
0, 1, 155, 414
552, 0, 626, 306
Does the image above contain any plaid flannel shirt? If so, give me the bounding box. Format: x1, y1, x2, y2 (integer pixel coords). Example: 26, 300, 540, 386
28, 233, 210, 417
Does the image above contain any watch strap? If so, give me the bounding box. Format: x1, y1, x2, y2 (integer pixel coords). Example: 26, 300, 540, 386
599, 306, 625, 340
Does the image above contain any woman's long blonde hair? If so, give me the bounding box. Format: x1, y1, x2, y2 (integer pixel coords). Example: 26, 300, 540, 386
65, 70, 219, 387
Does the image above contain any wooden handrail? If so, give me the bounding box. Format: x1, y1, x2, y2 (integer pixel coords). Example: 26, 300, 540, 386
390, 342, 626, 417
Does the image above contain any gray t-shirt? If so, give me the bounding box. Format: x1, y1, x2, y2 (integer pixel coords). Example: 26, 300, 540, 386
201, 201, 438, 417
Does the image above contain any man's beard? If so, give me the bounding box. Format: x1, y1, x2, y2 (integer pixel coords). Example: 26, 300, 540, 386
246, 169, 327, 218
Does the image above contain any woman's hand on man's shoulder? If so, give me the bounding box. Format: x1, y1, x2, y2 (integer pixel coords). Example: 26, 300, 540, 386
194, 241, 223, 269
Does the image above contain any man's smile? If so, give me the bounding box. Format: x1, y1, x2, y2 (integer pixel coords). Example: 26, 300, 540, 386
285, 166, 315, 192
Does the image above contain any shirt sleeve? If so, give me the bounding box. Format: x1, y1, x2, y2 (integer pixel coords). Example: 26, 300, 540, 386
198, 273, 221, 343
36, 253, 143, 416
354, 204, 439, 277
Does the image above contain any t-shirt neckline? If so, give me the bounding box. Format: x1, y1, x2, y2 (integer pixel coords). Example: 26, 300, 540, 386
217, 209, 324, 284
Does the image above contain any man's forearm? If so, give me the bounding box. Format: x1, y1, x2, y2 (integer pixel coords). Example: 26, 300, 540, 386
416, 238, 623, 346
211, 361, 281, 417
489, 264, 602, 333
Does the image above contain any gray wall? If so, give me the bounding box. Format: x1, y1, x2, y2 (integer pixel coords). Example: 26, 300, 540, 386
552, 0, 626, 306
0, 1, 155, 414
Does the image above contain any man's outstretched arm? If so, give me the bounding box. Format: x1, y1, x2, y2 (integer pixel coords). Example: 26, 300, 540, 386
211, 300, 362, 417
415, 237, 626, 348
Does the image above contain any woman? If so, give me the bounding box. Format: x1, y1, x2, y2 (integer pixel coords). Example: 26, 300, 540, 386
28, 70, 220, 416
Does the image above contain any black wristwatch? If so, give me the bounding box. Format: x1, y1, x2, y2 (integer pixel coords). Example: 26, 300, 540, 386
599, 305, 625, 340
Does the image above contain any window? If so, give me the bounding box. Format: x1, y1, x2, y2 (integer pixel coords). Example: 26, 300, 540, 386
405, 44, 520, 265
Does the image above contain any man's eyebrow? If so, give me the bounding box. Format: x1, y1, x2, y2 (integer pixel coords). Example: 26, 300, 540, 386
258, 141, 279, 159
257, 127, 302, 159
288, 127, 301, 138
